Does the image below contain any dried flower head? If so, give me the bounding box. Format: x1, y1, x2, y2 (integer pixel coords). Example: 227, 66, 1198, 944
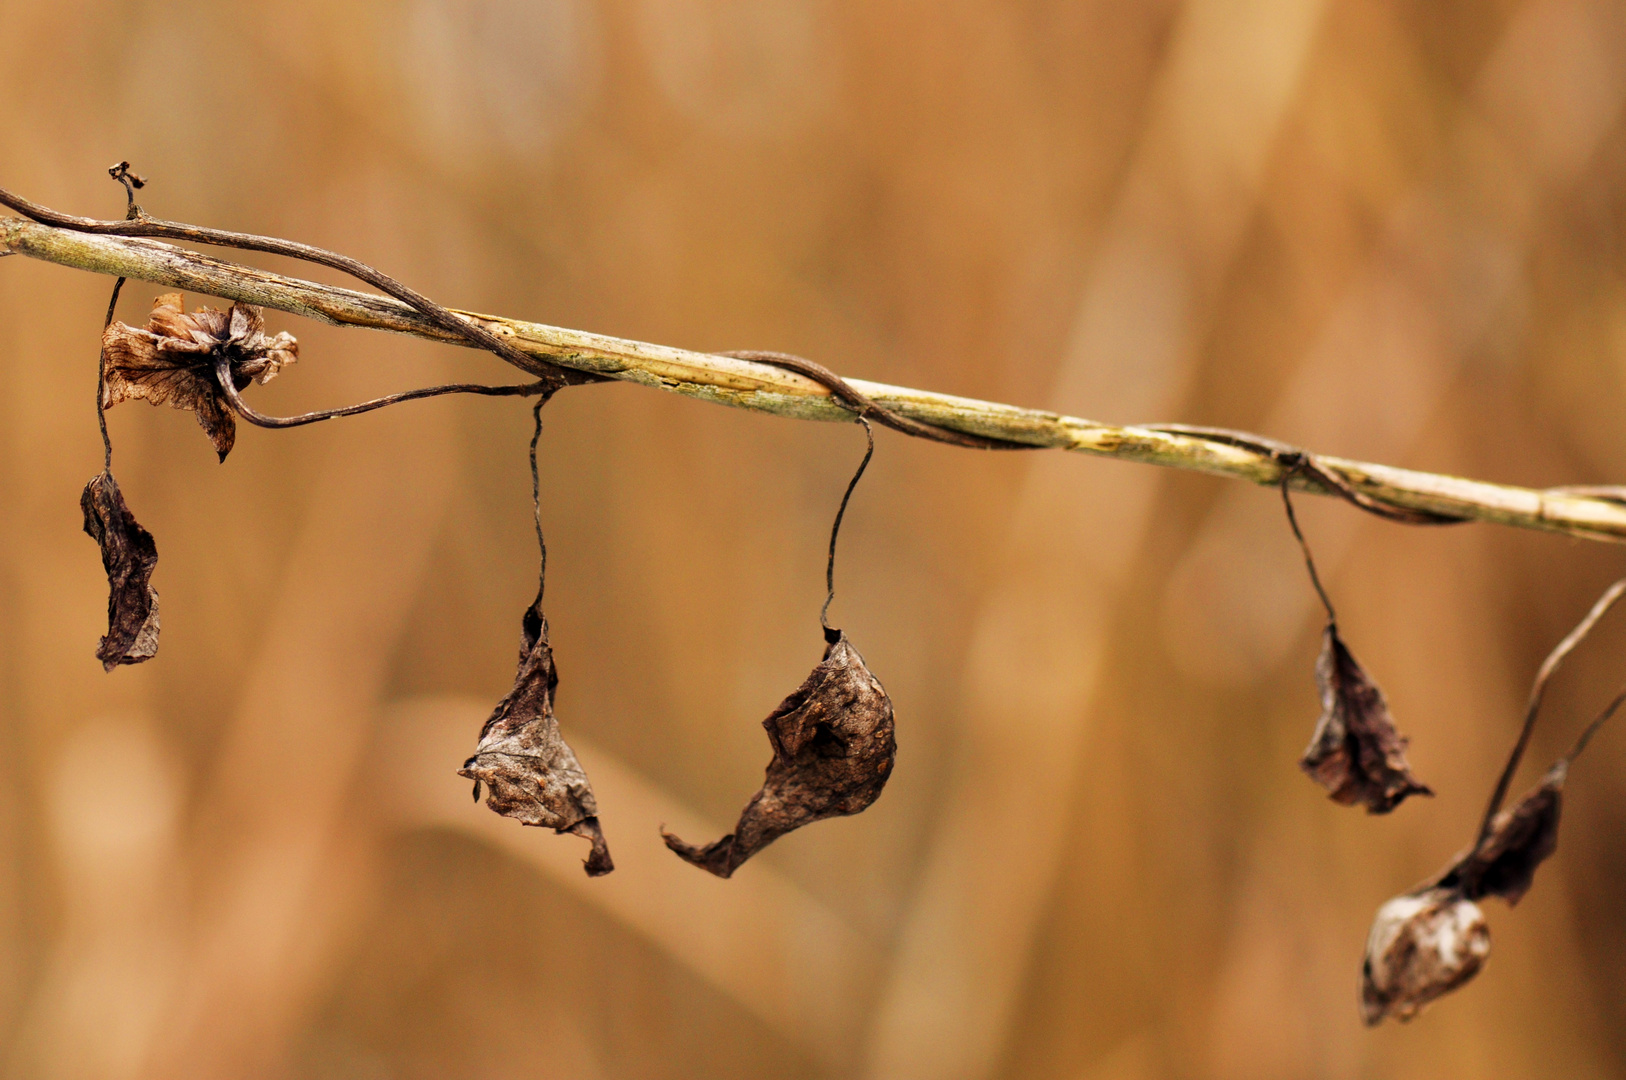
102, 293, 298, 461
1300, 623, 1432, 813
663, 630, 895, 878
459, 599, 612, 877
1360, 887, 1490, 1025
80, 470, 159, 670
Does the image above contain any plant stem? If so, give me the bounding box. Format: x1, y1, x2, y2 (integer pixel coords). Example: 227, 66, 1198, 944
8, 214, 1626, 543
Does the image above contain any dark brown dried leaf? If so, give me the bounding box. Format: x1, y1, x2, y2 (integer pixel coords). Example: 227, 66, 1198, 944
458, 599, 612, 877
1436, 764, 1565, 906
102, 293, 298, 461
1360, 886, 1490, 1025
80, 471, 159, 671
1299, 623, 1432, 813
663, 630, 896, 878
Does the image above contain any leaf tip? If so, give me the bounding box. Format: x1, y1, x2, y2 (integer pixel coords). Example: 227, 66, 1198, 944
661, 828, 737, 879
571, 817, 614, 877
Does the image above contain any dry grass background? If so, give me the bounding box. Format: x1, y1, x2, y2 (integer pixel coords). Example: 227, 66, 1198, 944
2, 0, 1626, 1077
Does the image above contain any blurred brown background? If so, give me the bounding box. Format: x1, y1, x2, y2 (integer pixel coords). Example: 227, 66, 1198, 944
3, 0, 1626, 1077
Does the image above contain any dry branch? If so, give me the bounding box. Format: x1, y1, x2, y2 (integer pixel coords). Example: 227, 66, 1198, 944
5, 213, 1626, 542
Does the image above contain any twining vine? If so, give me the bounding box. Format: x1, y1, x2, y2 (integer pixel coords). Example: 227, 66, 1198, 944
4, 164, 1623, 1025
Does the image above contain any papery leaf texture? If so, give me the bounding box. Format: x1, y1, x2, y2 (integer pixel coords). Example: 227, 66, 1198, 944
1300, 623, 1432, 813
1435, 764, 1565, 907
80, 471, 159, 671
663, 630, 896, 878
459, 598, 612, 877
102, 293, 298, 461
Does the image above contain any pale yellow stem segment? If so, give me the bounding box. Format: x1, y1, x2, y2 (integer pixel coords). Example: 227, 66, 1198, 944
5, 214, 1625, 542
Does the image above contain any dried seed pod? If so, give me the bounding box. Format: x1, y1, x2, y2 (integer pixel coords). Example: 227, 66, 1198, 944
102, 293, 298, 461
663, 629, 896, 878
1360, 887, 1490, 1025
459, 599, 612, 876
80, 470, 159, 671
1299, 623, 1433, 813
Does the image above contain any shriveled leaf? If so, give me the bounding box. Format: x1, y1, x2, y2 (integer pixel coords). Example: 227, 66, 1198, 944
663, 630, 895, 879
1436, 764, 1565, 907
1360, 887, 1490, 1025
80, 471, 159, 671
458, 598, 612, 877
101, 293, 299, 462
1300, 623, 1432, 813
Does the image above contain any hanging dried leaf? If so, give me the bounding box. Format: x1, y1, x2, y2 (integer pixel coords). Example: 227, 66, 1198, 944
458, 599, 612, 877
80, 471, 159, 671
663, 630, 895, 878
1433, 763, 1565, 907
102, 293, 298, 461
1359, 886, 1490, 1026
1299, 623, 1432, 813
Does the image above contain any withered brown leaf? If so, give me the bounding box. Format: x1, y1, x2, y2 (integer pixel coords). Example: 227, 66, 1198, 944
458, 598, 612, 877
80, 471, 159, 671
663, 629, 896, 878
1435, 763, 1565, 907
102, 293, 298, 461
1359, 886, 1490, 1026
1299, 623, 1432, 814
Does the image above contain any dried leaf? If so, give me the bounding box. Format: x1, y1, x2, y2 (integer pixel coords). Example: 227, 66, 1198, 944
458, 598, 612, 877
80, 471, 159, 671
663, 630, 896, 878
102, 293, 298, 461
1436, 764, 1565, 907
1299, 623, 1432, 813
1360, 887, 1490, 1025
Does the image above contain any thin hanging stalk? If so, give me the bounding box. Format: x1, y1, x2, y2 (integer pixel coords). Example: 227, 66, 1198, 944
820, 417, 875, 635
1475, 577, 1626, 845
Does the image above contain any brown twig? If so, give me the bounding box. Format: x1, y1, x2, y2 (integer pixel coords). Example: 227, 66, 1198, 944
210, 353, 548, 429
719, 350, 1031, 450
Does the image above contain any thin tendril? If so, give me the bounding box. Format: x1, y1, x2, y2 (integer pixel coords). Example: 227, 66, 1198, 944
719, 350, 1031, 451
1150, 425, 1466, 525
821, 416, 874, 638
210, 353, 548, 428
1478, 575, 1626, 845
1563, 683, 1626, 767
93, 169, 147, 471
97, 277, 124, 471
530, 394, 553, 607
93, 165, 143, 473
1280, 471, 1337, 625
